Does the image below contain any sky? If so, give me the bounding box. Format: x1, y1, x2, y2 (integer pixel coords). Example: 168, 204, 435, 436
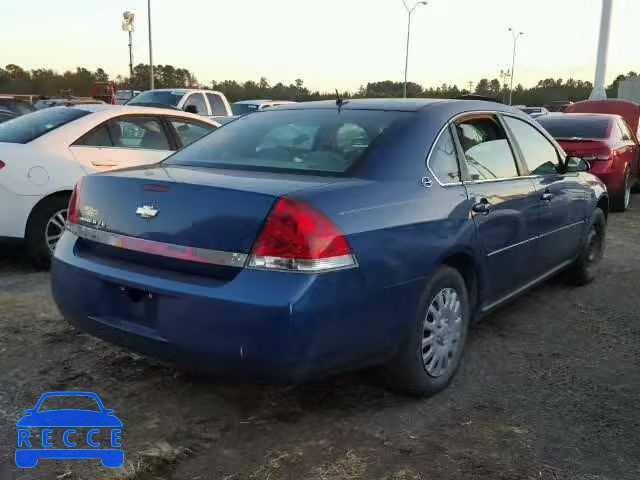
2, 0, 638, 92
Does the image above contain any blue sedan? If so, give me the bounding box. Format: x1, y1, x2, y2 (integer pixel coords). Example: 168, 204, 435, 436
51, 99, 608, 396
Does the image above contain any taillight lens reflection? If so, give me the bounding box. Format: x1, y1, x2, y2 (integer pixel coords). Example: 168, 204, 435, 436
67, 178, 83, 225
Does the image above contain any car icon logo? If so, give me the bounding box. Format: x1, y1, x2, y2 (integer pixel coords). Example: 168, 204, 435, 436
136, 204, 159, 219
15, 391, 124, 469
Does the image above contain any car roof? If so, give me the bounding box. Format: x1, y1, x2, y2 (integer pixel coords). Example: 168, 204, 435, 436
540, 112, 617, 121
274, 98, 519, 113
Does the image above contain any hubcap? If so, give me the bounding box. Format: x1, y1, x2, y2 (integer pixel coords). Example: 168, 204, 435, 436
422, 287, 463, 377
45, 209, 67, 254
624, 173, 631, 208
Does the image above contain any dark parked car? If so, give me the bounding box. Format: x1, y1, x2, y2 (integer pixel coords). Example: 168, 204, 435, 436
538, 113, 639, 211
0, 110, 17, 123
51, 99, 608, 396
0, 98, 35, 116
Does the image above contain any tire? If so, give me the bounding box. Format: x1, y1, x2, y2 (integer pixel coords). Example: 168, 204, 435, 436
25, 195, 70, 270
612, 169, 631, 212
383, 266, 470, 397
569, 207, 606, 286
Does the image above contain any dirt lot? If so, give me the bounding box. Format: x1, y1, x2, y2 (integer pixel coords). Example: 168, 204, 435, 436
1, 198, 639, 480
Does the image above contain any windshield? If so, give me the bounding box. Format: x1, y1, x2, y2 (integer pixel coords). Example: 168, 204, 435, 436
128, 90, 184, 107
521, 108, 542, 114
165, 109, 412, 174
538, 116, 611, 139
231, 103, 260, 115
37, 395, 101, 412
0, 107, 89, 143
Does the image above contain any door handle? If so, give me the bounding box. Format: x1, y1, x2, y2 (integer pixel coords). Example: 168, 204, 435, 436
540, 191, 553, 201
472, 199, 494, 215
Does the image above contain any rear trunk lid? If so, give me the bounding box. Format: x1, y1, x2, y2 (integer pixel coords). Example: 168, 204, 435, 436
555, 138, 612, 160
73, 164, 338, 276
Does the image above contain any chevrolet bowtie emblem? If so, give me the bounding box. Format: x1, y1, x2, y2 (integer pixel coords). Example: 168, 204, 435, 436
135, 205, 159, 219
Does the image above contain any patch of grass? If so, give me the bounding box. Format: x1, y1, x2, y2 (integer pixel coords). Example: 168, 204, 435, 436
387, 468, 425, 480
313, 450, 366, 480
107, 440, 190, 480
248, 449, 303, 480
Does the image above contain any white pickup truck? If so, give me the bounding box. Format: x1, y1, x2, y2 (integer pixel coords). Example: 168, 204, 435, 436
127, 89, 233, 120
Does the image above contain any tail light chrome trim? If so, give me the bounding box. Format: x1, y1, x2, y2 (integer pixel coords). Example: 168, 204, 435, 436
247, 254, 358, 273
67, 223, 247, 268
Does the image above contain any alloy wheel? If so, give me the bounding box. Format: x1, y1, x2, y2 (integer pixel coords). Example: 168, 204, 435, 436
45, 209, 67, 254
422, 287, 463, 377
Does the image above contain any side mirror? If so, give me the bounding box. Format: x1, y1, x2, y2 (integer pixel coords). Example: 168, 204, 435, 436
104, 409, 115, 414
184, 105, 198, 114
566, 156, 590, 173
24, 409, 34, 414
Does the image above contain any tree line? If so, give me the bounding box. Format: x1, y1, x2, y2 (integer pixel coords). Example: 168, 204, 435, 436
0, 63, 637, 106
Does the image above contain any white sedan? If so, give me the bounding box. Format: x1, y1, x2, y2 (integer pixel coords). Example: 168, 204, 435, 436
0, 104, 219, 268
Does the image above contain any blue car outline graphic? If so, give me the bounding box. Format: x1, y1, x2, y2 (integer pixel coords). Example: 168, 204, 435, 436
15, 391, 123, 468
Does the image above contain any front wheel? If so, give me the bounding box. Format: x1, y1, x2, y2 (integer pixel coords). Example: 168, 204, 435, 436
383, 266, 470, 397
25, 195, 70, 270
569, 207, 606, 286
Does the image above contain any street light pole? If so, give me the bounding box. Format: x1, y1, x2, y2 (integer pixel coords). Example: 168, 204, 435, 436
402, 0, 427, 98
507, 28, 523, 105
148, 0, 154, 90
590, 0, 613, 100
122, 12, 135, 98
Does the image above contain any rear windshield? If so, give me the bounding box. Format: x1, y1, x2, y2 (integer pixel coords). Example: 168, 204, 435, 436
0, 99, 35, 115
128, 90, 184, 107
538, 116, 611, 139
0, 107, 89, 144
165, 109, 412, 174
231, 103, 260, 115
520, 108, 541, 114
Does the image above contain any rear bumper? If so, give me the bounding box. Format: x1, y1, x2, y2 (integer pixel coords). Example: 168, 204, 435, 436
51, 232, 406, 382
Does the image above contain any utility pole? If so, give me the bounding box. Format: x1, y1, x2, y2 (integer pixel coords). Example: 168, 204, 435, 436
590, 0, 613, 100
148, 0, 154, 90
499, 69, 511, 103
467, 81, 474, 94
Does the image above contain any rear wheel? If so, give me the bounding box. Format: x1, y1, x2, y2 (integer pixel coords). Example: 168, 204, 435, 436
612, 169, 631, 212
25, 195, 69, 270
569, 207, 606, 286
384, 266, 470, 396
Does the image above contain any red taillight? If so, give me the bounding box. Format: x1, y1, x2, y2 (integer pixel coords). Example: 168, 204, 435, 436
248, 198, 356, 272
67, 178, 83, 225
0, 160, 5, 170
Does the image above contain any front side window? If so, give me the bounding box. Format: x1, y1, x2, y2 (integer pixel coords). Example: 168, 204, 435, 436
170, 119, 216, 147
183, 94, 207, 115
503, 116, 560, 175
0, 107, 89, 144
207, 94, 228, 116
428, 127, 460, 183
165, 109, 412, 174
76, 116, 170, 150
455, 116, 519, 180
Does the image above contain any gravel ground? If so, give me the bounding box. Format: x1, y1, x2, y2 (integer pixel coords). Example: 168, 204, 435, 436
0, 197, 638, 480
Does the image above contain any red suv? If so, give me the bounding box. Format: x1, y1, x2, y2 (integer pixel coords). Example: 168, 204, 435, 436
538, 113, 639, 211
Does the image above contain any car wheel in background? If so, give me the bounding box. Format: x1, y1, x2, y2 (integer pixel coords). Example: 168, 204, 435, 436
612, 169, 631, 212
569, 207, 606, 286
25, 195, 69, 270
384, 266, 470, 397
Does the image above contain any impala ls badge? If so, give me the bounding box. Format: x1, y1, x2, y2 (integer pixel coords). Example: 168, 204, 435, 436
136, 205, 159, 219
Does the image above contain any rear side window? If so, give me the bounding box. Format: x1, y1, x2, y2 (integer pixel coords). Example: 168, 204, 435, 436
428, 127, 460, 183
454, 117, 519, 180
165, 109, 412, 174
207, 94, 228, 116
0, 107, 89, 144
170, 119, 216, 147
503, 116, 559, 175
617, 119, 633, 141
538, 116, 610, 139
